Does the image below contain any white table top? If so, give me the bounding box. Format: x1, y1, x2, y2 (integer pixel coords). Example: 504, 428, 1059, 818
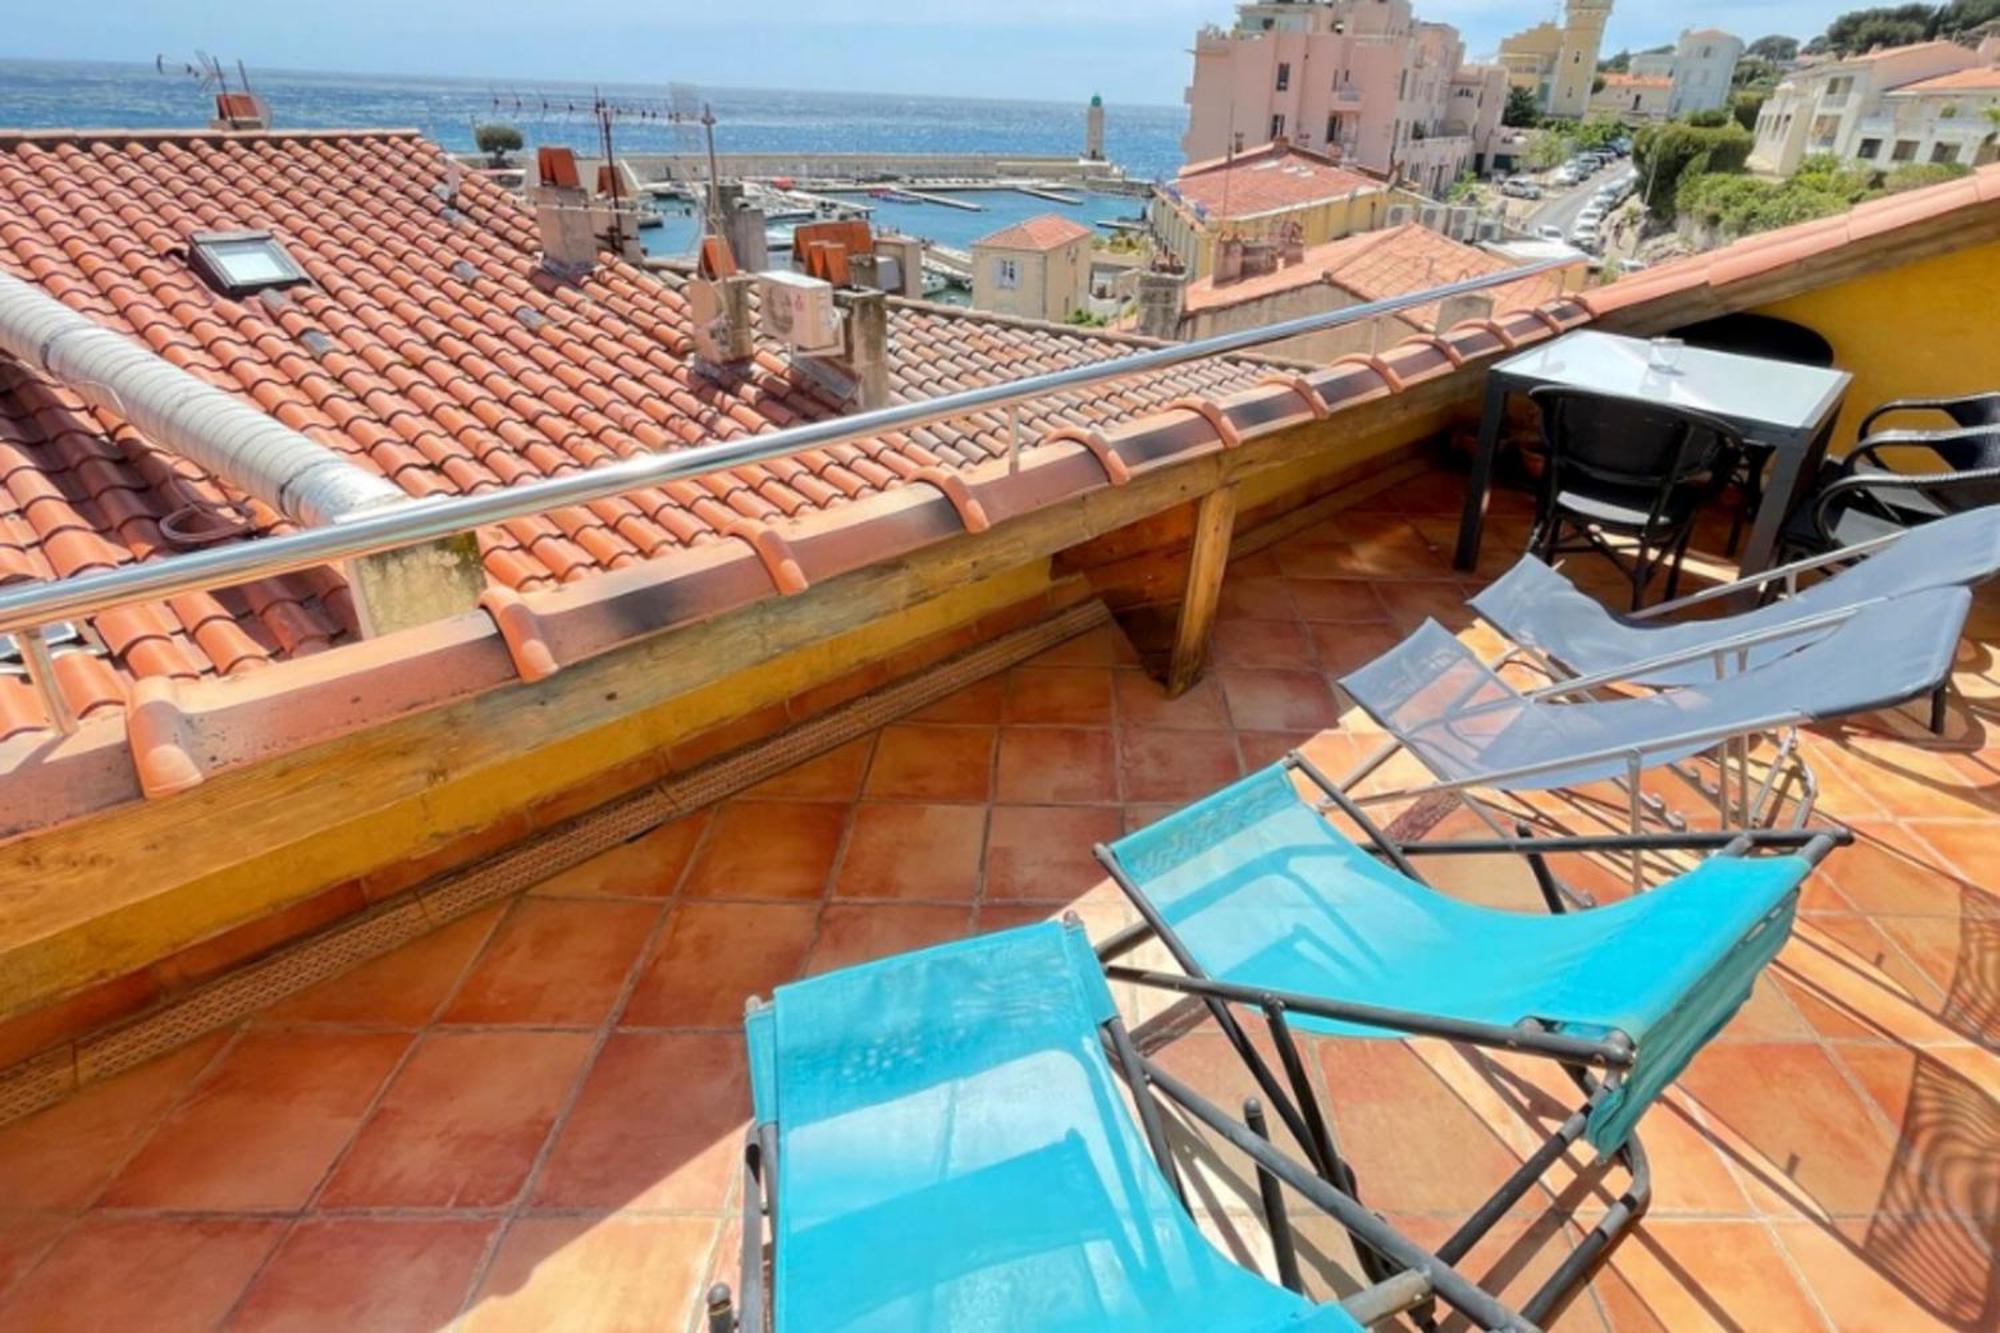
1495, 330, 1853, 438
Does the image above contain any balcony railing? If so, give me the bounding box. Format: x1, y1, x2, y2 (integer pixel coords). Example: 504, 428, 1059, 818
0, 260, 1571, 730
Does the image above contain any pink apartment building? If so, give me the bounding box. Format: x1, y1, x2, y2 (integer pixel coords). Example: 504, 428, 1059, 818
1182, 0, 1508, 195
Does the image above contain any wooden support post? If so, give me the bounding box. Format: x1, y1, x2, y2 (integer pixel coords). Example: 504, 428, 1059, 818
1168, 486, 1238, 698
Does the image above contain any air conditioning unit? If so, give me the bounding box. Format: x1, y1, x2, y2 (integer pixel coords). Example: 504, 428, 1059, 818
1418, 204, 1446, 232
1386, 204, 1416, 227
1447, 206, 1475, 239
757, 271, 844, 356
1474, 218, 1504, 243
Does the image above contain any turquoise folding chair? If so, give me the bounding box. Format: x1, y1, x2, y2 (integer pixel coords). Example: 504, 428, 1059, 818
1093, 753, 1846, 1328
720, 920, 1540, 1333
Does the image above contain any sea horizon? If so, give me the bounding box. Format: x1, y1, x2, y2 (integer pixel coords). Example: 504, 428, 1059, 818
0, 56, 1189, 181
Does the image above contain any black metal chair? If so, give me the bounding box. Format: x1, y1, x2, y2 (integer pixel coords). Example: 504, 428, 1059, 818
1527, 386, 1745, 610
1672, 314, 1838, 557
1788, 392, 2000, 552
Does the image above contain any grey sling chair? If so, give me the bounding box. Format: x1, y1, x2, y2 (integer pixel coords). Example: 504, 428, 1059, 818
1468, 505, 2000, 735
1334, 586, 1969, 887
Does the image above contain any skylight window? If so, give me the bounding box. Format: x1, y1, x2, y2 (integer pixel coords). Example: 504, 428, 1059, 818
187, 230, 309, 297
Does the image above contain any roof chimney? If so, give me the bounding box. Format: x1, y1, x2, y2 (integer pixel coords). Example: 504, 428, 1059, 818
834, 290, 890, 410
873, 234, 925, 297
533, 147, 600, 278
1136, 270, 1186, 340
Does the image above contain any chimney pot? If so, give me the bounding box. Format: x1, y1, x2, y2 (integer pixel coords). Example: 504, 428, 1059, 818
1136, 271, 1186, 341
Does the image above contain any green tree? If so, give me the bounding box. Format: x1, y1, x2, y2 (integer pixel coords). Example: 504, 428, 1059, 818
1747, 34, 1802, 62
474, 123, 523, 168
1821, 5, 1938, 55
1572, 114, 1627, 151
1633, 120, 1755, 219
1936, 0, 2000, 34
1684, 108, 1732, 128
1503, 85, 1542, 128
1731, 90, 1772, 132
1601, 48, 1632, 73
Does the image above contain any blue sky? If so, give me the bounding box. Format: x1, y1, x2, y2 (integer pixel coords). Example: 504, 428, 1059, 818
17, 1, 1868, 105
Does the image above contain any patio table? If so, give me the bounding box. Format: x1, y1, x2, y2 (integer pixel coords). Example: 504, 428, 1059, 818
1453, 330, 1853, 591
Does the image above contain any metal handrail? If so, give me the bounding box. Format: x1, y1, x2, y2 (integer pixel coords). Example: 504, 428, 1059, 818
0, 258, 1569, 644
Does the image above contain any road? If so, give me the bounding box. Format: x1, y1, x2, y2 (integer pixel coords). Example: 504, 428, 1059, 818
1526, 164, 1638, 240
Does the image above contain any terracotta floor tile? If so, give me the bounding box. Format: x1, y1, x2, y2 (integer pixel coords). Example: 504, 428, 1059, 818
621, 902, 818, 1028
1282, 578, 1388, 624
260, 908, 502, 1028
0, 1217, 283, 1333
462, 1215, 715, 1333
1676, 1042, 1900, 1219
1210, 618, 1317, 670
529, 813, 711, 897
984, 805, 1124, 903
863, 723, 996, 801
1310, 622, 1404, 679
682, 800, 849, 900
101, 1031, 408, 1210
1002, 664, 1114, 727
1773, 1216, 1989, 1332
1236, 730, 1319, 772
0, 1212, 69, 1300
1112, 669, 1230, 730
1218, 668, 1343, 732
906, 675, 1005, 724
0, 1030, 227, 1210
995, 726, 1119, 804
1315, 1039, 1531, 1215
228, 1218, 496, 1333
1813, 822, 1987, 918
441, 899, 658, 1027
739, 737, 875, 800
1119, 727, 1242, 804
1591, 1218, 1830, 1331
833, 802, 986, 901
1219, 574, 1298, 621
805, 905, 973, 976
318, 1030, 593, 1209
1897, 820, 2000, 910
1381, 1208, 1605, 1331
1829, 1043, 1999, 1223
1026, 623, 1139, 668
533, 1032, 745, 1211
1371, 578, 1483, 633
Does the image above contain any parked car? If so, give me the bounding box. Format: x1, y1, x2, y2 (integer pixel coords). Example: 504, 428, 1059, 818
1536, 224, 1566, 242
1501, 178, 1544, 200
1570, 223, 1601, 251
1617, 258, 1650, 274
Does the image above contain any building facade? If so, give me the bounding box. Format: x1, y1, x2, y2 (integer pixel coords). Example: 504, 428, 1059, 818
970, 215, 1094, 322
1750, 40, 1986, 175
1498, 0, 1613, 120
1592, 75, 1673, 123
1180, 0, 1507, 187
1148, 141, 1400, 279
1668, 29, 1745, 118
1860, 66, 2000, 170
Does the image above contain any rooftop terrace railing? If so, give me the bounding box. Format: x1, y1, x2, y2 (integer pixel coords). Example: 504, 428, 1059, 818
0, 258, 1571, 730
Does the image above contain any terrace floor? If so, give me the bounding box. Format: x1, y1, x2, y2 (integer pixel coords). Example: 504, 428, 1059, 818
0, 470, 1994, 1332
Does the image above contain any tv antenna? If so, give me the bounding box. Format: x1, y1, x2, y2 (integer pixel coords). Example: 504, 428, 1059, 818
155, 51, 261, 125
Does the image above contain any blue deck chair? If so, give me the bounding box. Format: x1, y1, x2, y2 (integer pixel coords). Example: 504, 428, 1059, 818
1338, 585, 1970, 834
719, 920, 1539, 1333
1092, 754, 1846, 1328
1469, 507, 2000, 730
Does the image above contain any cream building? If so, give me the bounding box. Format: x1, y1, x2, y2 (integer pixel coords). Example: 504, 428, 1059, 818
1859, 64, 2000, 169
1147, 141, 1402, 280
1591, 75, 1673, 123
1750, 40, 1986, 175
970, 215, 1094, 322
1498, 0, 1613, 120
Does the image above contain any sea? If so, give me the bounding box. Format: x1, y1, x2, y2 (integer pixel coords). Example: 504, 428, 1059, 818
0, 59, 1185, 261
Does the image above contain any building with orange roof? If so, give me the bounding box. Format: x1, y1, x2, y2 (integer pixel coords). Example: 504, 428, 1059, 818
1167, 222, 1582, 360
1149, 141, 1404, 281
1591, 74, 1674, 123
1751, 39, 1987, 175
969, 214, 1094, 321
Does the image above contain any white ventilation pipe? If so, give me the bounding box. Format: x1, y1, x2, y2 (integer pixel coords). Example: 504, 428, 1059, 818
0, 269, 406, 526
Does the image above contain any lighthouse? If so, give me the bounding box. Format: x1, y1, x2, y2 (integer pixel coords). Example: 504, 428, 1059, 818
1084, 94, 1106, 162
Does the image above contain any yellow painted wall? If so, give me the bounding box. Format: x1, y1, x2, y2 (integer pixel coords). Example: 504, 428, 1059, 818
1755, 236, 2000, 453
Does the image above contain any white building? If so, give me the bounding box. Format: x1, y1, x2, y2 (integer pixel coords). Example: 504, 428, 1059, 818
1859, 64, 2000, 169
1668, 29, 1745, 117
1751, 40, 1987, 176
1181, 0, 1509, 187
